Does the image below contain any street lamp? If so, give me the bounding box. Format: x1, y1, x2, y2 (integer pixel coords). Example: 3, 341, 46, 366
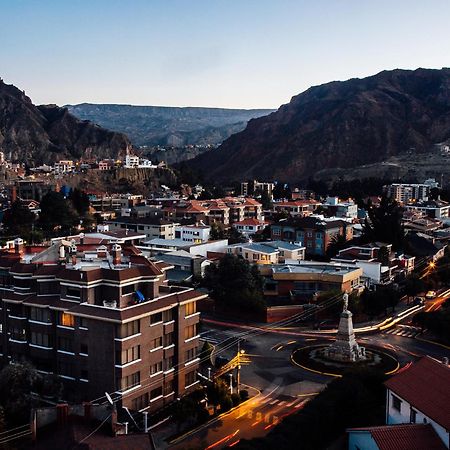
229, 373, 233, 394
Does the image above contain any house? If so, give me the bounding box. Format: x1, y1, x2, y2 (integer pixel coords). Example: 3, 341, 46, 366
273, 200, 320, 217
348, 356, 450, 450
271, 217, 352, 256
175, 224, 211, 243
154, 249, 210, 282
54, 160, 75, 174
226, 241, 305, 265
232, 218, 268, 237
322, 197, 358, 219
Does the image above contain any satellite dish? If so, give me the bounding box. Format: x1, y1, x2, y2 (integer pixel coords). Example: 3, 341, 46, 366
105, 392, 114, 406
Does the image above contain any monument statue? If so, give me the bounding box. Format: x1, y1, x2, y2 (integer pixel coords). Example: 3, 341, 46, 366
342, 292, 348, 312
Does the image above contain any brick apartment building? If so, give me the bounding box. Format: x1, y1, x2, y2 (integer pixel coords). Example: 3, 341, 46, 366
0, 238, 206, 413
271, 217, 353, 256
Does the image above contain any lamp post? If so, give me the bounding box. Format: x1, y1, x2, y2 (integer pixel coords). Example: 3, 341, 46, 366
229, 373, 233, 394
237, 340, 245, 394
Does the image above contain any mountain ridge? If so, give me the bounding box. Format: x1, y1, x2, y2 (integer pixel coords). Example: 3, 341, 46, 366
187, 68, 450, 183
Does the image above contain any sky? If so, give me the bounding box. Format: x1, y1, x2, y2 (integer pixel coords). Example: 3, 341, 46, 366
1, 0, 450, 109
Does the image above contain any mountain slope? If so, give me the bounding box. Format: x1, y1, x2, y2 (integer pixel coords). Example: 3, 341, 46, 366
188, 68, 450, 183
66, 103, 274, 147
0, 79, 131, 164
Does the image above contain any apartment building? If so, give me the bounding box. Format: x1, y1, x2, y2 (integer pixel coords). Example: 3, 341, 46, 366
273, 200, 320, 217
384, 179, 439, 204
0, 238, 206, 413
175, 224, 211, 243
107, 217, 178, 240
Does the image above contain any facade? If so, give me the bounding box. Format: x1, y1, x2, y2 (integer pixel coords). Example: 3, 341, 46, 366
232, 218, 268, 237
271, 217, 352, 256
107, 217, 178, 240
175, 224, 211, 243
240, 180, 275, 198
323, 197, 358, 219
273, 200, 319, 217
260, 262, 363, 298
384, 179, 439, 204
404, 201, 450, 219
54, 160, 75, 175
0, 239, 206, 413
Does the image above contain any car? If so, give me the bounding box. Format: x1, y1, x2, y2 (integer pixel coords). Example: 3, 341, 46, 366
425, 290, 437, 299
414, 297, 425, 306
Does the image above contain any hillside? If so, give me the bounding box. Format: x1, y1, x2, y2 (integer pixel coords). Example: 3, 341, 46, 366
66, 103, 273, 147
188, 68, 450, 183
0, 79, 131, 164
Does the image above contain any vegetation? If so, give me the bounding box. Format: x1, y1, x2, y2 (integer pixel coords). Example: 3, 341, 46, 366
2, 201, 36, 241
358, 286, 401, 319
235, 368, 387, 450
203, 254, 266, 315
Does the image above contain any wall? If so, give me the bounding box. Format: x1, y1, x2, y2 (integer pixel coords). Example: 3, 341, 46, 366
348, 431, 379, 450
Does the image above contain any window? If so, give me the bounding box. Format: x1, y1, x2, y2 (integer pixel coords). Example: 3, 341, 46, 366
79, 317, 88, 329
31, 332, 51, 347
410, 408, 417, 424
151, 336, 162, 350
150, 361, 162, 375
80, 343, 89, 355
59, 312, 75, 328
122, 284, 135, 295
131, 393, 148, 410
66, 287, 80, 299
117, 320, 140, 338
392, 394, 402, 412
184, 324, 198, 340
185, 370, 197, 387
58, 361, 74, 377
10, 327, 26, 341
117, 345, 140, 364
150, 312, 162, 325
164, 356, 174, 371
163, 379, 175, 396
80, 369, 89, 380
164, 333, 174, 347
185, 347, 197, 363
185, 302, 196, 317
162, 309, 174, 322
118, 371, 140, 391
58, 337, 73, 352
30, 307, 51, 323
150, 386, 162, 400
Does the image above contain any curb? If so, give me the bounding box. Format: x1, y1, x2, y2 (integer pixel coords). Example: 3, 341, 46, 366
416, 336, 450, 350
168, 387, 261, 446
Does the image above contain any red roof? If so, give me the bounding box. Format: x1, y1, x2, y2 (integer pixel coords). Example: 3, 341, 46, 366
349, 424, 446, 450
385, 356, 450, 429
233, 218, 266, 226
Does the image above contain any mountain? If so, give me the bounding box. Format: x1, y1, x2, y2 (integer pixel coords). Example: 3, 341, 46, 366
0, 79, 131, 164
66, 103, 274, 147
188, 68, 450, 183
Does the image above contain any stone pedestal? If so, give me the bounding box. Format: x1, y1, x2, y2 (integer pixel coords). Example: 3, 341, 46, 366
325, 309, 366, 362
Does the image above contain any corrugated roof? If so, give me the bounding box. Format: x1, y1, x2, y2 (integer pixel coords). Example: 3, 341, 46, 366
385, 356, 450, 429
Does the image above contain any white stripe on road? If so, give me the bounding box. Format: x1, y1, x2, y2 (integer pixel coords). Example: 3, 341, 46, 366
278, 401, 286, 406
269, 399, 279, 405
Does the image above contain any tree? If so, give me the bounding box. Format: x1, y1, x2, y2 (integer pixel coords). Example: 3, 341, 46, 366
363, 196, 404, 249
210, 222, 226, 240
206, 379, 231, 414
325, 234, 348, 258
203, 254, 266, 314
272, 183, 291, 200
377, 246, 390, 266
256, 189, 273, 210
68, 188, 90, 216
39, 191, 78, 236
2, 201, 35, 239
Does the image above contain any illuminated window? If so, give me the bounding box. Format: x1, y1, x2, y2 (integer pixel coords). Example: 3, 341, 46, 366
59, 312, 75, 327
185, 302, 196, 317
184, 324, 198, 340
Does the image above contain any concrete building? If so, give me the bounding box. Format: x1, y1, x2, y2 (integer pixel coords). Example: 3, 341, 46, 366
106, 217, 178, 240
384, 179, 439, 204
175, 224, 211, 244
323, 197, 358, 219
0, 239, 206, 413
232, 218, 268, 237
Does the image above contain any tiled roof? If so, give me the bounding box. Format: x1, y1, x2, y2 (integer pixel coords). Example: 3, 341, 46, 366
385, 356, 450, 429
233, 218, 265, 226
349, 424, 446, 450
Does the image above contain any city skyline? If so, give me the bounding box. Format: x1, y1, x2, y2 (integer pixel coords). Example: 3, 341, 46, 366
2, 0, 450, 109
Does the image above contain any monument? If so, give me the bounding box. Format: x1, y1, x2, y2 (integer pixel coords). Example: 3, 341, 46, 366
325, 293, 366, 362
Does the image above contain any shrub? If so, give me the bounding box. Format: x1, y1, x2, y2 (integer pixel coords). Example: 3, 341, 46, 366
231, 393, 241, 407
239, 390, 249, 401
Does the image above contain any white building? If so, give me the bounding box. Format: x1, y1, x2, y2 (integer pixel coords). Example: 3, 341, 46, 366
384, 179, 439, 204
232, 218, 268, 237
124, 154, 139, 168
175, 224, 211, 244
54, 160, 75, 174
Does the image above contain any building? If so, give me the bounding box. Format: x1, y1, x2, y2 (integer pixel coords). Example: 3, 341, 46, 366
106, 217, 178, 240
260, 261, 363, 300
124, 154, 140, 168
322, 197, 358, 219
54, 160, 75, 175
404, 200, 450, 219
348, 356, 450, 450
154, 250, 210, 282
232, 218, 268, 237
0, 239, 206, 413
273, 200, 320, 217
227, 241, 305, 265
271, 217, 352, 256
384, 179, 439, 204
98, 159, 115, 171
240, 180, 275, 198
175, 224, 211, 244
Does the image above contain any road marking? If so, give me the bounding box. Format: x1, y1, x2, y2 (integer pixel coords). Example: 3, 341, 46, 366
269, 399, 279, 405
294, 400, 306, 408
260, 397, 272, 404
278, 401, 286, 406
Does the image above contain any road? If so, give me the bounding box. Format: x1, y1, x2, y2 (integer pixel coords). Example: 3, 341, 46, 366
155, 302, 450, 449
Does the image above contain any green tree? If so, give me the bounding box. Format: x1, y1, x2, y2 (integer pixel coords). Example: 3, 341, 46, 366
363, 196, 404, 249
39, 191, 78, 236
203, 254, 266, 314
206, 379, 231, 414
2, 201, 35, 239
325, 234, 348, 258
68, 188, 90, 216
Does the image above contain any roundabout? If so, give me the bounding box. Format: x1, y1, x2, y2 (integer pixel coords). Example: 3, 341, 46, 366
291, 344, 400, 377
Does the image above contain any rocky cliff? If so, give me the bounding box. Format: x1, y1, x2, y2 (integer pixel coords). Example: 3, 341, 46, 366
0, 79, 131, 164
188, 68, 450, 183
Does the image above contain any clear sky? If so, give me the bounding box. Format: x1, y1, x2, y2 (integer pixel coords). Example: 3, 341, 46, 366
1, 0, 449, 109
